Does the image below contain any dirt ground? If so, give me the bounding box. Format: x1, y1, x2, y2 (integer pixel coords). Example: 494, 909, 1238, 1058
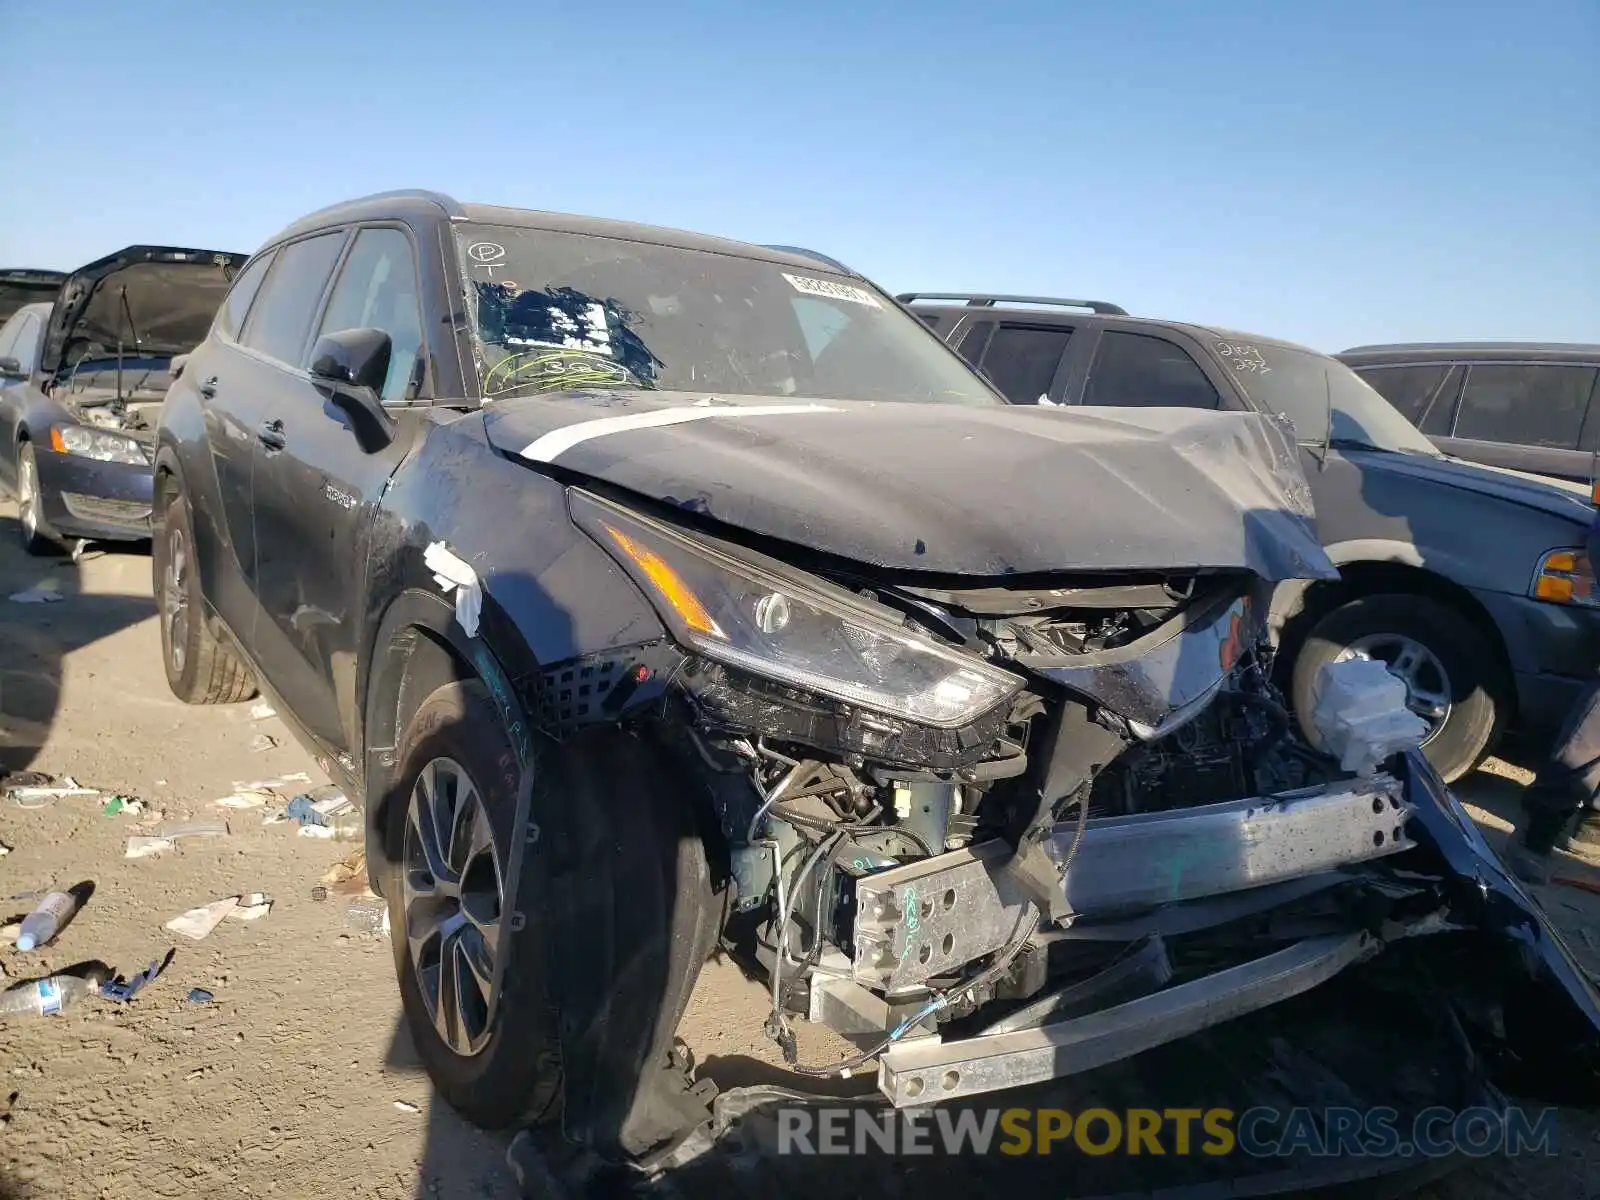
0, 501, 1596, 1199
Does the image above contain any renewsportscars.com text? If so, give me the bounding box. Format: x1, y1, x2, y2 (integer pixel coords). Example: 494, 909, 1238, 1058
776, 1105, 1558, 1159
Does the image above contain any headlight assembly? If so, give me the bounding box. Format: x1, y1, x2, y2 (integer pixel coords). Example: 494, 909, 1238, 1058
570, 491, 1024, 728
1531, 547, 1599, 609
50, 425, 147, 465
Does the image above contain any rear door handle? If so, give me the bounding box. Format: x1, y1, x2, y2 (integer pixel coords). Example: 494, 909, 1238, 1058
198, 376, 219, 399
257, 418, 286, 452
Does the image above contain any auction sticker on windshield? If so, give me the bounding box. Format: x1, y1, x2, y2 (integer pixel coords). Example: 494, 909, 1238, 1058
782, 273, 882, 309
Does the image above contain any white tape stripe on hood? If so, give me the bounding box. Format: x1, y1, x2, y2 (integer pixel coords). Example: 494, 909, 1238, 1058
518, 403, 844, 464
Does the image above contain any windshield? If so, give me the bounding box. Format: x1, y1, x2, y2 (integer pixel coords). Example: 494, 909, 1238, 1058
453, 224, 997, 406
1212, 337, 1441, 456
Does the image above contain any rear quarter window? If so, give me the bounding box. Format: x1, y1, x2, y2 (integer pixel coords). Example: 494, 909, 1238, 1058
1455, 363, 1600, 449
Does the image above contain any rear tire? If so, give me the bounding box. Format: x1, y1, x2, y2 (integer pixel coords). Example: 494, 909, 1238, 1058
154, 488, 256, 704
16, 443, 59, 557
1291, 593, 1499, 783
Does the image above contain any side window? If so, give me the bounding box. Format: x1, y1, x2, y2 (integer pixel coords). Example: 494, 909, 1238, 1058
240, 233, 345, 367
956, 320, 994, 366
1455, 364, 1599, 449
1355, 363, 1461, 435
1086, 332, 1219, 408
979, 324, 1071, 404
316, 227, 425, 403
12, 314, 42, 373
215, 250, 276, 341
0, 313, 24, 362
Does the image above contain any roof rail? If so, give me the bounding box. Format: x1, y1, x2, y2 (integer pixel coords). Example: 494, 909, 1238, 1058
761, 244, 858, 276
290, 189, 465, 227
895, 292, 1128, 316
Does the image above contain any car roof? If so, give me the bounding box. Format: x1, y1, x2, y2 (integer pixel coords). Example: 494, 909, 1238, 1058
265, 190, 859, 275
904, 299, 1330, 358
1338, 341, 1600, 365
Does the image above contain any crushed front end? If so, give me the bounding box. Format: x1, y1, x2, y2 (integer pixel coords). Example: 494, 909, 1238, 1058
562, 483, 1600, 1119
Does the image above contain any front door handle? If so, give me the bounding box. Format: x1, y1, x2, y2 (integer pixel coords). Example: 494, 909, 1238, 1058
198, 375, 219, 399
257, 418, 286, 452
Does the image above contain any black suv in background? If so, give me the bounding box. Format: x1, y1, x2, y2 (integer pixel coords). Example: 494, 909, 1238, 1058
906, 293, 1600, 781
1338, 342, 1600, 483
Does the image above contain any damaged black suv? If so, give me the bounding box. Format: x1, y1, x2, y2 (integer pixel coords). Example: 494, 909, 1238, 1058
153, 191, 1599, 1176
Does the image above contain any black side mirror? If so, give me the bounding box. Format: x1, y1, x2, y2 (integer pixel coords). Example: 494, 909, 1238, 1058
0, 356, 24, 380
309, 328, 396, 453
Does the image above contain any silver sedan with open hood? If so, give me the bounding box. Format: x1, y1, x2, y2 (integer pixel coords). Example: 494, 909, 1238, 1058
0, 245, 244, 554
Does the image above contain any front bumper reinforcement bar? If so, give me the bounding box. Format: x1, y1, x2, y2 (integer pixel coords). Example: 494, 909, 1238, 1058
876, 931, 1376, 1106
852, 774, 1408, 991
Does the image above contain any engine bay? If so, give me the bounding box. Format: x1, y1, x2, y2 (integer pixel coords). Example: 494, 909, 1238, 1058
663, 565, 1428, 1096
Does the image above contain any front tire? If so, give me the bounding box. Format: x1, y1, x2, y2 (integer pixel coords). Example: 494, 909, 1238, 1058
16, 443, 59, 556
154, 488, 256, 704
1291, 593, 1499, 783
384, 682, 563, 1131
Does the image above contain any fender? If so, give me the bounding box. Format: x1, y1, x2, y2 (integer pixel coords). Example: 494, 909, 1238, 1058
360, 587, 534, 880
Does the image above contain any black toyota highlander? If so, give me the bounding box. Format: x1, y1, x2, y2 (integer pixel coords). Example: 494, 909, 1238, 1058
152, 191, 1598, 1189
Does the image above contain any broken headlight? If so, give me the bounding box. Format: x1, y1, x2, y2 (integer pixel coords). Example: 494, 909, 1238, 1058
570, 490, 1024, 727
51, 425, 146, 465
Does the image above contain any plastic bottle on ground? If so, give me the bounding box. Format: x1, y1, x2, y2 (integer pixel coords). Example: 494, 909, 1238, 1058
0, 969, 109, 1019
16, 889, 84, 951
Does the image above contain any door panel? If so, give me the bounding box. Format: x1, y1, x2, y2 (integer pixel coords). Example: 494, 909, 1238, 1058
251, 226, 425, 759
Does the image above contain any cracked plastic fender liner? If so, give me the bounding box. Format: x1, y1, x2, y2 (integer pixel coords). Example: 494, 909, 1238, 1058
423, 542, 483, 638
517, 402, 845, 464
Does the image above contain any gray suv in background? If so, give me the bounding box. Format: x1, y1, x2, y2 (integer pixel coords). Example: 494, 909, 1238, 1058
1337, 342, 1600, 484
905, 293, 1600, 781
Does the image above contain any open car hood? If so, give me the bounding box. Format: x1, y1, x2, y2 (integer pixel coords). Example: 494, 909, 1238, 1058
0, 268, 66, 325
40, 245, 247, 376
484, 392, 1338, 581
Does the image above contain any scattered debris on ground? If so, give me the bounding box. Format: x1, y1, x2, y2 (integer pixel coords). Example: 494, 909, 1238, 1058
8, 580, 63, 603
165, 897, 240, 940
249, 703, 277, 720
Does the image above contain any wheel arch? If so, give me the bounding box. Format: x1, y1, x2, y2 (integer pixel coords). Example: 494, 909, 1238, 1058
361, 588, 538, 894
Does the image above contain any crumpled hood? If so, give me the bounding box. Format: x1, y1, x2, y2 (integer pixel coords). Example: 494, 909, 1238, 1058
484, 391, 1338, 581
1344, 448, 1595, 528
40, 245, 247, 376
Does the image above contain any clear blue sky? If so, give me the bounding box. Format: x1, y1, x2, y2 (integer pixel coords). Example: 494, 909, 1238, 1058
1, 0, 1594, 351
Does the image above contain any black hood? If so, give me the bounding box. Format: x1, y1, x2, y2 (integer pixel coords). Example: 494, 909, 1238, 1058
484, 391, 1338, 581
0, 269, 66, 325
1342, 448, 1594, 528
40, 245, 247, 375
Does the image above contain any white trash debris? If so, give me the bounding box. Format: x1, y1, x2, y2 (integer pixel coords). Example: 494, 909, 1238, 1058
213, 789, 275, 809
393, 1100, 420, 1114
298, 825, 337, 839
249, 703, 277, 720
165, 897, 240, 940
227, 893, 273, 921
125, 836, 175, 859
9, 580, 63, 603
232, 772, 312, 791
423, 541, 483, 637
249, 733, 277, 753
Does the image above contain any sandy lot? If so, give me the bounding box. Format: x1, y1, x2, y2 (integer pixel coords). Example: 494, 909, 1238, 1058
0, 502, 1596, 1199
